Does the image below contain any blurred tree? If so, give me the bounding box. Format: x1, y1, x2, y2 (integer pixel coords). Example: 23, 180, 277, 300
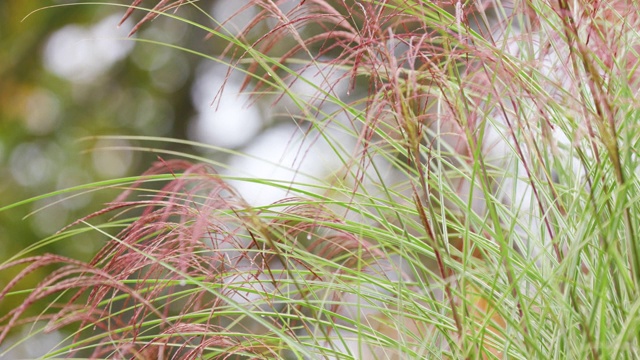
0, 2, 232, 326
0, 1, 216, 264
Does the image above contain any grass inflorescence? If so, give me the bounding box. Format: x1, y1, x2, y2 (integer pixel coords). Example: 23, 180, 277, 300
2, 0, 640, 359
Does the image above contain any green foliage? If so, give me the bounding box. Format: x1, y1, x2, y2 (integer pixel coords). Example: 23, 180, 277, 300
2, 0, 640, 359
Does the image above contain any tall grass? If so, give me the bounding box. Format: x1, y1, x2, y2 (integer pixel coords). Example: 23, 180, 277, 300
2, 0, 640, 359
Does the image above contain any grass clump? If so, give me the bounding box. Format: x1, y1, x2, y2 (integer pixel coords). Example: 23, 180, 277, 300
2, 0, 640, 359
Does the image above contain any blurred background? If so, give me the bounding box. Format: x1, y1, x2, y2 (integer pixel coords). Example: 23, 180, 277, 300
1, 0, 352, 259
2, 0, 213, 262
1, 1, 354, 355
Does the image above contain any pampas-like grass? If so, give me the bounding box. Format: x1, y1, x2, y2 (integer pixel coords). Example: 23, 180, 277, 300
2, 0, 640, 359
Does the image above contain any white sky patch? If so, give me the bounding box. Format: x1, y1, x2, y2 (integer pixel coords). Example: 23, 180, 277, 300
275, 60, 350, 116
188, 63, 262, 148
225, 124, 343, 206
10, 142, 59, 188
210, 0, 298, 36
211, 0, 259, 35
0, 325, 66, 359
43, 14, 135, 83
